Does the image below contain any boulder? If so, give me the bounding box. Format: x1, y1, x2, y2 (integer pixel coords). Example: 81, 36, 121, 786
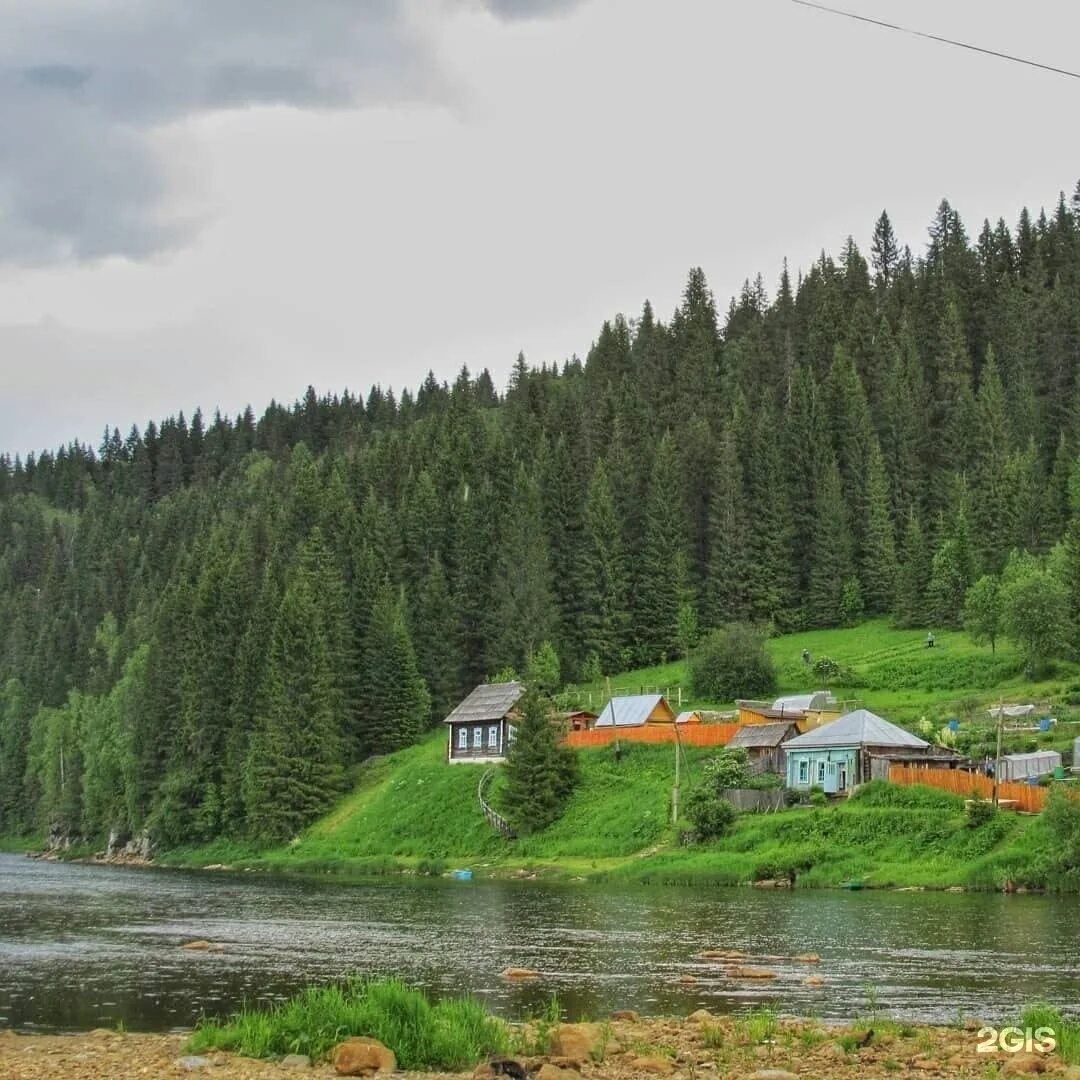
687, 1009, 714, 1023
281, 1053, 311, 1069
793, 953, 820, 963
500, 967, 540, 980
677, 974, 698, 985
804, 975, 825, 987
698, 950, 746, 960
536, 1065, 578, 1080
628, 1056, 674, 1074
549, 1024, 600, 1063
474, 1060, 528, 1080
332, 1036, 396, 1076
1002, 1053, 1048, 1075
729, 967, 777, 980
182, 940, 211, 951
611, 1009, 639, 1022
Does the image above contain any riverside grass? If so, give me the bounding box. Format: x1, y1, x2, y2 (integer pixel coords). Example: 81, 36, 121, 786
188, 978, 510, 1068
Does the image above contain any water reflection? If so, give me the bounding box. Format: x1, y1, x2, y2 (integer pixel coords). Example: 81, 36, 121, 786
0, 854, 1076, 1032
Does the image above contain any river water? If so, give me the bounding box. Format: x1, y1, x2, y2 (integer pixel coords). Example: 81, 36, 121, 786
0, 854, 1076, 1032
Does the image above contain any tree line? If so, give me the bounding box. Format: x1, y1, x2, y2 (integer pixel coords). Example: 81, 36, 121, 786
2, 184, 1080, 846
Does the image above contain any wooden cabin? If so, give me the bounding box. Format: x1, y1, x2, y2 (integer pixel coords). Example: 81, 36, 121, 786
727, 720, 799, 774
737, 691, 842, 732
674, 710, 703, 725
784, 709, 929, 793
444, 682, 525, 763
594, 694, 676, 728
555, 709, 598, 733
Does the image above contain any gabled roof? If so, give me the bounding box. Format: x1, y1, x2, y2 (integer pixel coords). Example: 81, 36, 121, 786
595, 694, 667, 728
443, 682, 525, 725
783, 709, 928, 751
771, 691, 836, 713
727, 722, 799, 749
675, 710, 700, 724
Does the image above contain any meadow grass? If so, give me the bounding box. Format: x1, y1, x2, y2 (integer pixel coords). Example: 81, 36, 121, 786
187, 978, 510, 1068
1020, 1004, 1080, 1065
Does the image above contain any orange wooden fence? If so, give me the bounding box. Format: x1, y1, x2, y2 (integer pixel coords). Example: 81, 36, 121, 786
566, 724, 739, 750
887, 765, 1050, 813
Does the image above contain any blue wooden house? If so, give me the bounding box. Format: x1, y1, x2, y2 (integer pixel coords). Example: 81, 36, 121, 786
784, 709, 929, 794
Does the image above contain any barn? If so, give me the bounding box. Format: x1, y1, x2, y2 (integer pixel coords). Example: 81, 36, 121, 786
726, 720, 799, 775
594, 694, 676, 728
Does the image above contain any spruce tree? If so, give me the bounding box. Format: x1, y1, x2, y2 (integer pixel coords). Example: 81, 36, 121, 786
894, 510, 930, 628
861, 439, 897, 613
806, 455, 854, 627
582, 459, 630, 673
704, 424, 750, 626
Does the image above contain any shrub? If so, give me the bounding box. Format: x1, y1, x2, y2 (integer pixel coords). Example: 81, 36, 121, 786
689, 624, 776, 702
684, 791, 736, 840
965, 797, 996, 829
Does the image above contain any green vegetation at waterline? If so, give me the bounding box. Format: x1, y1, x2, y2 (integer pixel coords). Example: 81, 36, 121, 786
1020, 1004, 1080, 1066
188, 978, 509, 1069
154, 734, 1078, 892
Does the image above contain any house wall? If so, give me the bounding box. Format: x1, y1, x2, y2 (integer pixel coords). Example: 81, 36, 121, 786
448, 718, 510, 762
786, 747, 858, 791
646, 700, 677, 724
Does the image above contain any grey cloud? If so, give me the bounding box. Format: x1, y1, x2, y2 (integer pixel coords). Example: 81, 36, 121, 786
0, 0, 587, 265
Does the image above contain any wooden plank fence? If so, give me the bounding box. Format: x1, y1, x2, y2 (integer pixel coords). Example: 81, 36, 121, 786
566, 723, 739, 750
887, 765, 1050, 813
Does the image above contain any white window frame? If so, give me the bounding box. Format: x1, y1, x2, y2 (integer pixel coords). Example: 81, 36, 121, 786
488, 725, 499, 749
798, 759, 809, 784
817, 760, 827, 784
472, 726, 483, 748
458, 727, 468, 750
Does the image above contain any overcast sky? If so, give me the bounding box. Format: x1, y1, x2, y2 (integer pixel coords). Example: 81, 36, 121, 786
1, 0, 1078, 457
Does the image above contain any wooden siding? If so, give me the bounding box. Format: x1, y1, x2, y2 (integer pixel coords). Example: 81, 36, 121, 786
566, 723, 738, 749
887, 765, 1052, 813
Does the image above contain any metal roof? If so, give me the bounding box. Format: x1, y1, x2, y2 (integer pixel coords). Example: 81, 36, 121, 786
443, 682, 525, 725
771, 691, 835, 713
783, 709, 929, 751
727, 722, 798, 749
595, 694, 666, 728
675, 710, 700, 724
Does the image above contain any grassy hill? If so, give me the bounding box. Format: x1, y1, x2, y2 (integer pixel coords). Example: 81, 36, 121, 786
154, 619, 1078, 890
569, 619, 1080, 723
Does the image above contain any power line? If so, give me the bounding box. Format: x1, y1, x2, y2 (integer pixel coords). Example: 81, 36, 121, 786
790, 0, 1080, 81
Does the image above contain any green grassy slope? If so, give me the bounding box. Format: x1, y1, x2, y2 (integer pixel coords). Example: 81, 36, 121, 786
570, 618, 1080, 722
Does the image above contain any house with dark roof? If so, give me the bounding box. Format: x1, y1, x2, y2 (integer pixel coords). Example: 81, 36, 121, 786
783, 708, 929, 793
727, 720, 799, 774
444, 682, 525, 763
594, 694, 676, 728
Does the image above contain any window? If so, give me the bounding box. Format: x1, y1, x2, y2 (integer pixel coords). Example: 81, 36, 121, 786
817, 761, 826, 784
458, 727, 468, 750
798, 759, 809, 784
472, 727, 482, 748
488, 725, 499, 749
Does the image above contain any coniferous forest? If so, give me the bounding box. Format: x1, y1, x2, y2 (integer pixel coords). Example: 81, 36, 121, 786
3, 187, 1080, 847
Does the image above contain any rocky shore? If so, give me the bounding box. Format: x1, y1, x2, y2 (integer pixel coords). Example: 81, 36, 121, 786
3, 1012, 1077, 1080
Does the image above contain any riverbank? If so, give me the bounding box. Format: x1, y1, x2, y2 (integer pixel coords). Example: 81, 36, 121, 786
2, 1010, 1077, 1079
140, 735, 1068, 893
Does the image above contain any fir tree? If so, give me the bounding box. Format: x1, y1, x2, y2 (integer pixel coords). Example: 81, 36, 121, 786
582, 459, 630, 673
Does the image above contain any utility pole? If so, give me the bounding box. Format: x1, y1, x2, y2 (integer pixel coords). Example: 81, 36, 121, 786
672, 733, 680, 825
993, 697, 1004, 807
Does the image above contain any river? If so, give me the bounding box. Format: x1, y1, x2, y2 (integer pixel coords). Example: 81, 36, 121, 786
0, 854, 1076, 1032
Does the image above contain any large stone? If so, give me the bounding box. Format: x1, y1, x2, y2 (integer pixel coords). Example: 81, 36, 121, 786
549, 1024, 599, 1063
793, 953, 820, 963
281, 1053, 312, 1069
1002, 1053, 1049, 1075
333, 1036, 397, 1076
628, 1055, 674, 1074
500, 967, 541, 980
611, 1009, 640, 1022
687, 1009, 714, 1023
536, 1065, 578, 1080
729, 967, 777, 980
804, 975, 825, 987
182, 940, 211, 951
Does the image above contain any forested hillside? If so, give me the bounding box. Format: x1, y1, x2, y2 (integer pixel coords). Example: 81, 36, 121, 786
2, 186, 1080, 848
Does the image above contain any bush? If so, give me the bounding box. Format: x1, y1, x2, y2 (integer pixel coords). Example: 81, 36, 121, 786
684, 791, 736, 840
965, 797, 996, 829
689, 624, 776, 702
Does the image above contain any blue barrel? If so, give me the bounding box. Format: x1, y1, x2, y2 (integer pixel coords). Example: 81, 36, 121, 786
948, 719, 960, 732
1039, 717, 1053, 732
452, 869, 473, 881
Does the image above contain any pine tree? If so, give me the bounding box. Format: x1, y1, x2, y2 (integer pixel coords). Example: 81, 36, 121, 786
805, 455, 854, 627
500, 687, 578, 835
582, 459, 630, 673
636, 433, 686, 662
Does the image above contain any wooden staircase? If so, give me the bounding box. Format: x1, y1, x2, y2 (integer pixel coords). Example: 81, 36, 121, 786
478, 770, 516, 839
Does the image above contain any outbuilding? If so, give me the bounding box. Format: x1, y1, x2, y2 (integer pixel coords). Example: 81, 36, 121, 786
726, 720, 799, 774
594, 694, 676, 728
998, 750, 1062, 782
